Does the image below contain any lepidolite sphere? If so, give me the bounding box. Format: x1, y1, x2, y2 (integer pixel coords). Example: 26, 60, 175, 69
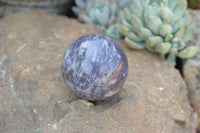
62, 34, 128, 101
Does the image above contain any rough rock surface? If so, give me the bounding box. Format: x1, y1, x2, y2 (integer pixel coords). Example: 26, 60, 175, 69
183, 10, 200, 130
0, 0, 73, 18
0, 10, 198, 133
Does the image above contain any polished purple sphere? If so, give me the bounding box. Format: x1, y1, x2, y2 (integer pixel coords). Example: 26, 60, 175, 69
62, 34, 128, 101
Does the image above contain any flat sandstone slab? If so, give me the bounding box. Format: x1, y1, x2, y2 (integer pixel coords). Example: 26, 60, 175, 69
0, 10, 198, 133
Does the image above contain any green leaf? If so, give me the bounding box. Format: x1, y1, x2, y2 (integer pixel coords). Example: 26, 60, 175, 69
147, 16, 162, 34
146, 36, 163, 48
170, 47, 178, 55
128, 1, 143, 19
75, 0, 87, 9
141, 0, 150, 8
121, 26, 142, 42
165, 34, 173, 42
173, 0, 187, 21
119, 10, 128, 20
176, 46, 199, 59
172, 18, 183, 33
161, 7, 173, 23
137, 27, 152, 40
96, 10, 110, 26
130, 14, 143, 31
167, 54, 176, 65
159, 24, 172, 37
167, 0, 178, 10
79, 13, 92, 23
177, 42, 185, 50
146, 44, 155, 52
183, 11, 192, 26
121, 20, 135, 32
108, 15, 116, 26
144, 4, 160, 23
88, 8, 97, 23
175, 27, 185, 39
105, 26, 121, 39
123, 8, 132, 19
155, 42, 171, 54
125, 37, 145, 50
182, 24, 196, 43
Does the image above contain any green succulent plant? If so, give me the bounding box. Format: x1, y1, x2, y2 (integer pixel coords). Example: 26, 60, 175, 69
118, 0, 198, 65
73, 0, 132, 39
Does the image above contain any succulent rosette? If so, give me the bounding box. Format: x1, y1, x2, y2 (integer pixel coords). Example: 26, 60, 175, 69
118, 0, 198, 65
73, 0, 132, 39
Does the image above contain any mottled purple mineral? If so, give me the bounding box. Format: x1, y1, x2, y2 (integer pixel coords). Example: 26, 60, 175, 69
62, 34, 128, 101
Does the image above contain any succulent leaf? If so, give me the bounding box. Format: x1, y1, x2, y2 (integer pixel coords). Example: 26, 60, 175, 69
131, 0, 142, 12
167, 54, 176, 65
111, 0, 132, 8
175, 27, 185, 39
141, 0, 150, 8
150, 0, 163, 4
123, 8, 132, 20
125, 38, 145, 50
155, 42, 171, 54
159, 24, 173, 37
144, 5, 159, 17
78, 13, 92, 23
170, 47, 178, 55
75, 0, 87, 9
119, 11, 128, 21
121, 26, 142, 42
105, 26, 122, 39
88, 8, 97, 23
137, 27, 152, 40
167, 0, 178, 10
108, 15, 116, 25
177, 42, 185, 50
147, 16, 162, 34
183, 11, 192, 26
182, 24, 196, 43
172, 18, 184, 33
161, 7, 173, 23
128, 2, 143, 19
146, 36, 163, 48
173, 0, 187, 21
146, 45, 156, 52
121, 20, 132, 30
130, 14, 143, 31
164, 34, 173, 42
162, 0, 168, 6
176, 46, 199, 59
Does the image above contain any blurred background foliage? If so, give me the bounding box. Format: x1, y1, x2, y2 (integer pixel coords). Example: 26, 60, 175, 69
188, 0, 200, 8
